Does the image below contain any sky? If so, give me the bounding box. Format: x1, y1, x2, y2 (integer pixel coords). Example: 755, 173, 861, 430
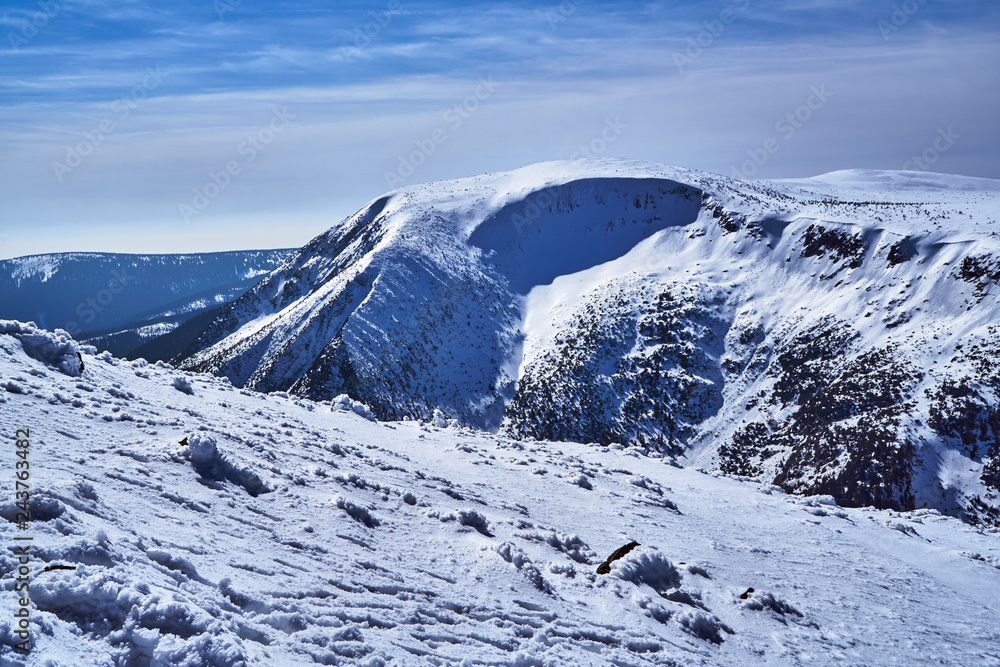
0, 0, 998, 259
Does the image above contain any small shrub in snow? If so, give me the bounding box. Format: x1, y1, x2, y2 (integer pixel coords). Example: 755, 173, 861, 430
495, 543, 552, 594
630, 475, 665, 496
741, 590, 802, 617
542, 531, 595, 563
675, 609, 731, 644
684, 563, 711, 579
611, 547, 681, 593
2, 380, 26, 394
432, 408, 449, 428
335, 495, 379, 528
798, 494, 838, 507
455, 509, 492, 536
172, 377, 195, 395
570, 474, 593, 490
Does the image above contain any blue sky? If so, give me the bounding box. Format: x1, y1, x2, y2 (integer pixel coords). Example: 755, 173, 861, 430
1, 0, 998, 258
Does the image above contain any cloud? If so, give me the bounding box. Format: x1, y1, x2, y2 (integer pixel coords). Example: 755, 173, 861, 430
1, 0, 998, 258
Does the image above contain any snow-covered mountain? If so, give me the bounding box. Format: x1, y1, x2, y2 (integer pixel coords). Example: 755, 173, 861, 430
177, 160, 1000, 524
0, 250, 295, 355
2, 321, 998, 665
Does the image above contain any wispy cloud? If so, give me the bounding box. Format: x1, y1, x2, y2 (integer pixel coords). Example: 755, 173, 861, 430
1, 0, 998, 258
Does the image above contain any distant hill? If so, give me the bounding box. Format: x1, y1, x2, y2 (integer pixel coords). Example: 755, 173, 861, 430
0, 249, 295, 359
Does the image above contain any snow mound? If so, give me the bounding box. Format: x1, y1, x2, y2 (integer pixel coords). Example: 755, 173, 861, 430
171, 376, 195, 395
454, 509, 491, 536
523, 530, 596, 563
675, 609, 732, 644
0, 319, 82, 376
427, 508, 492, 536
184, 434, 271, 497
610, 547, 682, 593
432, 408, 450, 428
335, 495, 380, 528
332, 393, 376, 421
495, 542, 553, 594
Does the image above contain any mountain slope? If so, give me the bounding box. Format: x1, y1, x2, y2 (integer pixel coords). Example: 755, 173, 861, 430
177, 160, 1000, 523
2, 321, 999, 665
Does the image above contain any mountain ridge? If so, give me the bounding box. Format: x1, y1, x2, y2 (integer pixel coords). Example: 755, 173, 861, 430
175, 159, 1000, 522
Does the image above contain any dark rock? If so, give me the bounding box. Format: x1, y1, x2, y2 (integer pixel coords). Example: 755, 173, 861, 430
596, 541, 640, 575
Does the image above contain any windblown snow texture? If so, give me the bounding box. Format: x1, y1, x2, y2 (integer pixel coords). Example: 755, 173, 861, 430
176, 160, 1000, 524
1, 327, 998, 665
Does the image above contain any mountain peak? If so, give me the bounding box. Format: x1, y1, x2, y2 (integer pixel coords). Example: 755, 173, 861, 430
176, 161, 1000, 524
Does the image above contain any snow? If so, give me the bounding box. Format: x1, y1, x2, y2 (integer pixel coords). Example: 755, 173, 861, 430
8, 256, 62, 285
332, 394, 376, 421
171, 377, 195, 395
0, 320, 82, 378
2, 323, 999, 665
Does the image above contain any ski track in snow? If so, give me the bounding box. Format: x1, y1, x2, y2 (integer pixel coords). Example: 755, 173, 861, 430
1, 328, 999, 666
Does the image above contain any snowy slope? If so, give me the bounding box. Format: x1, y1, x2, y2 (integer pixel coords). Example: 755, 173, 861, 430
1, 322, 999, 665
175, 160, 1000, 524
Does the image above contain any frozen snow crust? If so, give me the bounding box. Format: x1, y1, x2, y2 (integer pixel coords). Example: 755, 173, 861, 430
0, 336, 1000, 667
176, 159, 1000, 524
0, 320, 83, 378
1, 335, 999, 664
